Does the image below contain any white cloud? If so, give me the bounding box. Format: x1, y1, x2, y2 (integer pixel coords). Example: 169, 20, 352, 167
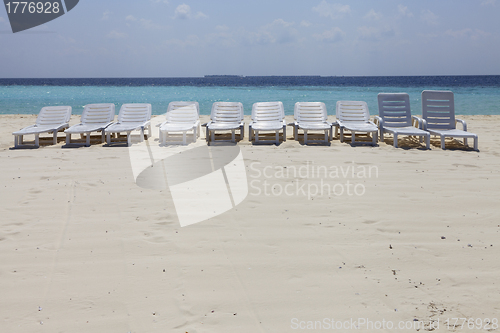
107, 30, 128, 39
174, 4, 208, 20
300, 20, 312, 27
312, 1, 351, 20
358, 26, 396, 41
151, 0, 169, 3
481, 0, 496, 6
102, 11, 111, 21
421, 10, 438, 26
364, 9, 382, 21
398, 5, 413, 18
313, 27, 345, 43
249, 19, 299, 45
445, 28, 491, 40
165, 35, 200, 47
126, 15, 165, 30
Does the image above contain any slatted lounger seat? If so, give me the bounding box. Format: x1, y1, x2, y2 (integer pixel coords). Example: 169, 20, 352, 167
159, 101, 200, 145
335, 100, 378, 145
419, 90, 478, 151
65, 103, 115, 146
249, 101, 286, 144
293, 102, 332, 144
206, 102, 244, 143
105, 103, 152, 146
376, 93, 430, 149
13, 106, 72, 148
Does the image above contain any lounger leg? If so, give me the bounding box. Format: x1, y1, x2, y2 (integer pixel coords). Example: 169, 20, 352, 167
464, 138, 468, 146
19, 135, 24, 145
372, 131, 377, 145
394, 134, 398, 148
211, 130, 215, 143
127, 133, 131, 147
66, 133, 70, 145
340, 128, 344, 143
283, 126, 286, 142
275, 131, 279, 144
101, 131, 105, 143
329, 127, 333, 141
240, 125, 244, 140
249, 126, 253, 141
140, 129, 144, 142
14, 135, 19, 148
425, 135, 430, 149
334, 126, 338, 139
35, 134, 40, 147
304, 130, 308, 144
441, 135, 446, 149
231, 130, 235, 143
351, 131, 355, 144
193, 130, 196, 143
255, 131, 259, 143
86, 133, 91, 147
324, 130, 328, 142
474, 136, 478, 151
107, 133, 111, 145
53, 131, 58, 145
182, 132, 187, 145
294, 126, 298, 141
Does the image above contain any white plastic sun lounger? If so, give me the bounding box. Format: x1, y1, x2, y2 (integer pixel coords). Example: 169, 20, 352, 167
292, 102, 332, 144
105, 103, 152, 146
206, 102, 244, 143
419, 90, 478, 150
335, 101, 378, 145
249, 101, 286, 144
376, 93, 430, 149
159, 101, 200, 145
13, 106, 72, 148
64, 103, 115, 146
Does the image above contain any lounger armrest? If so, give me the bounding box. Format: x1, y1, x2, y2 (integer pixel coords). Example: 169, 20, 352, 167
331, 120, 338, 127
104, 121, 115, 128
202, 122, 209, 127
456, 119, 467, 131
157, 121, 167, 128
412, 116, 423, 129
287, 121, 296, 127
373, 116, 383, 128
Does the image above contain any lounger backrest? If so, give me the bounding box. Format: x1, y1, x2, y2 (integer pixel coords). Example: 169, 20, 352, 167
167, 101, 199, 115
118, 103, 152, 123
211, 102, 244, 123
81, 103, 115, 124
336, 101, 369, 123
251, 102, 284, 122
295, 102, 327, 123
421, 90, 455, 130
166, 102, 199, 124
377, 93, 412, 127
35, 106, 72, 126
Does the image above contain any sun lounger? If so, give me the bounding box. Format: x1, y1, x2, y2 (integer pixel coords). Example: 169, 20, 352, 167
159, 101, 200, 145
13, 106, 72, 148
419, 90, 478, 150
104, 103, 152, 146
335, 101, 378, 145
65, 103, 115, 146
206, 102, 244, 143
292, 102, 332, 144
376, 93, 430, 149
249, 102, 286, 144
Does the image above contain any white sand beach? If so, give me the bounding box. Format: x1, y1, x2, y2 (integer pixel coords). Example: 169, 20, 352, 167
1, 114, 499, 332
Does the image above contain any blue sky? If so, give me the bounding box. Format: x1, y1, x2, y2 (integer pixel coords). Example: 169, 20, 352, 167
1, 0, 500, 77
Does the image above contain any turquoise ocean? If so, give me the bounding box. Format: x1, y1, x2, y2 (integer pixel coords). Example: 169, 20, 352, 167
0, 76, 499, 116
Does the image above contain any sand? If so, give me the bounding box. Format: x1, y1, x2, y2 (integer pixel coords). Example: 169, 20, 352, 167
1, 114, 499, 332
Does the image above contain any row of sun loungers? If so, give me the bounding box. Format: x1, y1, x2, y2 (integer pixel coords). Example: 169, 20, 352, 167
12, 91, 478, 150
